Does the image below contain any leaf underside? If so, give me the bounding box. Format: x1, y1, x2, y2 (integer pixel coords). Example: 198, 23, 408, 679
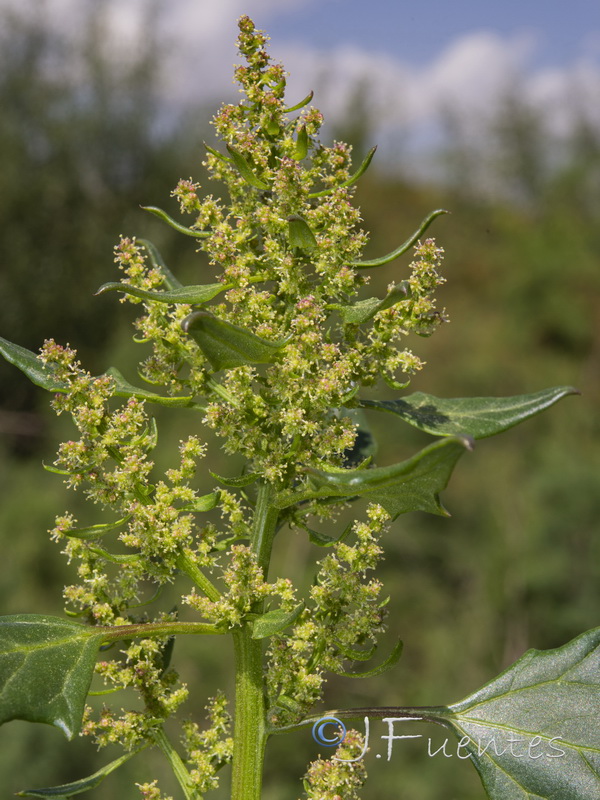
432, 626, 600, 800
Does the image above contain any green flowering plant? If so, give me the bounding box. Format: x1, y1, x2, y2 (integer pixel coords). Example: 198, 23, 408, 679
0, 15, 597, 800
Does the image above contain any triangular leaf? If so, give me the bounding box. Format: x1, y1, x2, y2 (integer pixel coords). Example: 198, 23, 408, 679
18, 750, 139, 797
280, 436, 474, 516
429, 626, 600, 800
0, 615, 105, 739
252, 604, 304, 639
96, 281, 227, 305
181, 311, 288, 371
361, 386, 578, 439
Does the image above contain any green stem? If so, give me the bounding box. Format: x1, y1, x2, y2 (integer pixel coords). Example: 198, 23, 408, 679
231, 628, 267, 800
100, 620, 224, 642
177, 549, 222, 601
230, 481, 280, 799
153, 726, 198, 800
252, 481, 280, 576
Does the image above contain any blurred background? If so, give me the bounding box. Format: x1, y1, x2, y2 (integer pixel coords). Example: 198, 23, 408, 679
0, 1, 598, 797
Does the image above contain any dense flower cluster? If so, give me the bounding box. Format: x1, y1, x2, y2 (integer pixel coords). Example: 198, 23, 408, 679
40, 15, 448, 800
301, 730, 368, 800
111, 15, 446, 485
267, 504, 389, 725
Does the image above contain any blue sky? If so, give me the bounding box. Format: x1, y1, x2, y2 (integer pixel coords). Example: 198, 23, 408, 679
9, 0, 600, 171
150, 0, 600, 136
263, 0, 600, 71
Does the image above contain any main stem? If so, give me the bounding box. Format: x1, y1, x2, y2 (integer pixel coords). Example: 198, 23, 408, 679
230, 482, 280, 800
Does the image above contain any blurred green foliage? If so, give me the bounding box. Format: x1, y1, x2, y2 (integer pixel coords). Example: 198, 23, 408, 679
0, 8, 598, 799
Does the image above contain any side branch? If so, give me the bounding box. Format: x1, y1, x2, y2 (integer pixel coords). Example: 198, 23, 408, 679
100, 620, 225, 642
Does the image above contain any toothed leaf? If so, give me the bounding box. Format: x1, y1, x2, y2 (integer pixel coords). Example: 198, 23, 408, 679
0, 615, 105, 739
428, 626, 600, 800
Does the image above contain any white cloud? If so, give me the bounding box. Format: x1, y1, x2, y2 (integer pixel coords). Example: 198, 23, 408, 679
271, 31, 537, 127
3, 0, 599, 163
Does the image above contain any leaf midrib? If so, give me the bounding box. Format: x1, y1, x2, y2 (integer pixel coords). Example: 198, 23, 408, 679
450, 715, 600, 755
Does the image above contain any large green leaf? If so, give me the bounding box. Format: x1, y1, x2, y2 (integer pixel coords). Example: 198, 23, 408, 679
281, 435, 473, 516
430, 626, 600, 800
0, 615, 105, 739
181, 311, 288, 371
18, 751, 139, 798
361, 386, 578, 439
